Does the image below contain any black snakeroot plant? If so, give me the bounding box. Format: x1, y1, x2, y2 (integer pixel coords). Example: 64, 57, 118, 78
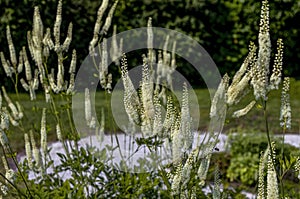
0, 0, 299, 198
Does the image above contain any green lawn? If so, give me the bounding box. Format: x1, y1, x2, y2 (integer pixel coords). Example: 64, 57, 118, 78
3, 79, 300, 155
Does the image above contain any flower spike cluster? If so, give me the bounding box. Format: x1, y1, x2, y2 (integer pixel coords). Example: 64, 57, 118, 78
257, 151, 267, 199
0, 156, 14, 196
256, 143, 280, 199
20, 47, 39, 100
0, 87, 23, 128
40, 108, 47, 156
0, 1, 78, 101
121, 54, 141, 126
24, 133, 33, 169
210, 0, 286, 119
210, 73, 229, 119
280, 77, 291, 129
89, 0, 119, 54
254, 0, 271, 100
30, 130, 41, 168
85, 88, 96, 128
266, 142, 279, 199
269, 39, 284, 90
180, 82, 193, 152
227, 42, 256, 106
0, 26, 23, 78
110, 25, 122, 66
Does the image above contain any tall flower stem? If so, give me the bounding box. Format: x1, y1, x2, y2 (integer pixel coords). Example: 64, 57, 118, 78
263, 99, 282, 195
263, 100, 272, 156
0, 172, 27, 198
279, 117, 287, 197
1, 142, 32, 197
50, 96, 66, 147
280, 147, 285, 197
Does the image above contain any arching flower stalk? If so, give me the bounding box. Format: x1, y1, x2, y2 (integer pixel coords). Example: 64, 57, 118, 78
6, 26, 17, 69
227, 42, 256, 106
171, 162, 183, 196
2, 156, 15, 192
99, 25, 122, 92
48, 68, 59, 93
56, 123, 62, 141
1, 86, 23, 121
0, 108, 9, 130
232, 100, 256, 118
56, 58, 65, 92
162, 96, 176, 136
252, 0, 271, 101
95, 108, 105, 143
180, 82, 193, 152
156, 51, 163, 80
98, 38, 114, 92
66, 49, 77, 95
89, 0, 109, 54
61, 23, 73, 52
140, 55, 155, 136
168, 41, 177, 91
24, 133, 33, 169
1, 107, 18, 127
27, 1, 75, 96
0, 129, 9, 149
163, 35, 170, 68
171, 117, 182, 164
213, 165, 221, 199
121, 54, 141, 126
197, 154, 211, 187
89, 0, 118, 54
0, 26, 24, 91
257, 150, 267, 199
153, 94, 163, 136
20, 47, 39, 100
280, 77, 291, 129
154, 36, 177, 91
0, 51, 12, 77
29, 6, 45, 79
101, 0, 119, 35
267, 142, 279, 199
269, 39, 283, 90
210, 74, 229, 119
110, 25, 121, 66
40, 108, 47, 158
53, 0, 63, 52
147, 17, 155, 69
85, 88, 96, 128
3, 26, 23, 76
30, 130, 41, 168
180, 150, 197, 194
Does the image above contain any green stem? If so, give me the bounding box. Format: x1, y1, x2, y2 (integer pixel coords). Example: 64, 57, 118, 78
4, 142, 33, 197
263, 100, 273, 156
263, 100, 281, 194
10, 73, 19, 100
0, 172, 28, 198
104, 91, 114, 166
49, 94, 71, 158
280, 119, 287, 197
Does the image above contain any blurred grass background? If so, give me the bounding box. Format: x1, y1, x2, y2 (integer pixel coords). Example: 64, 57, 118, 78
4, 78, 300, 154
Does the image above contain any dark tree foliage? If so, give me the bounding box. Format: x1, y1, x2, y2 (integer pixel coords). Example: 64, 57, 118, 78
0, 0, 299, 90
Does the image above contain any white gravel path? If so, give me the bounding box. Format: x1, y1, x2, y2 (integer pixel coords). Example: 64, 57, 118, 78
19, 132, 299, 198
